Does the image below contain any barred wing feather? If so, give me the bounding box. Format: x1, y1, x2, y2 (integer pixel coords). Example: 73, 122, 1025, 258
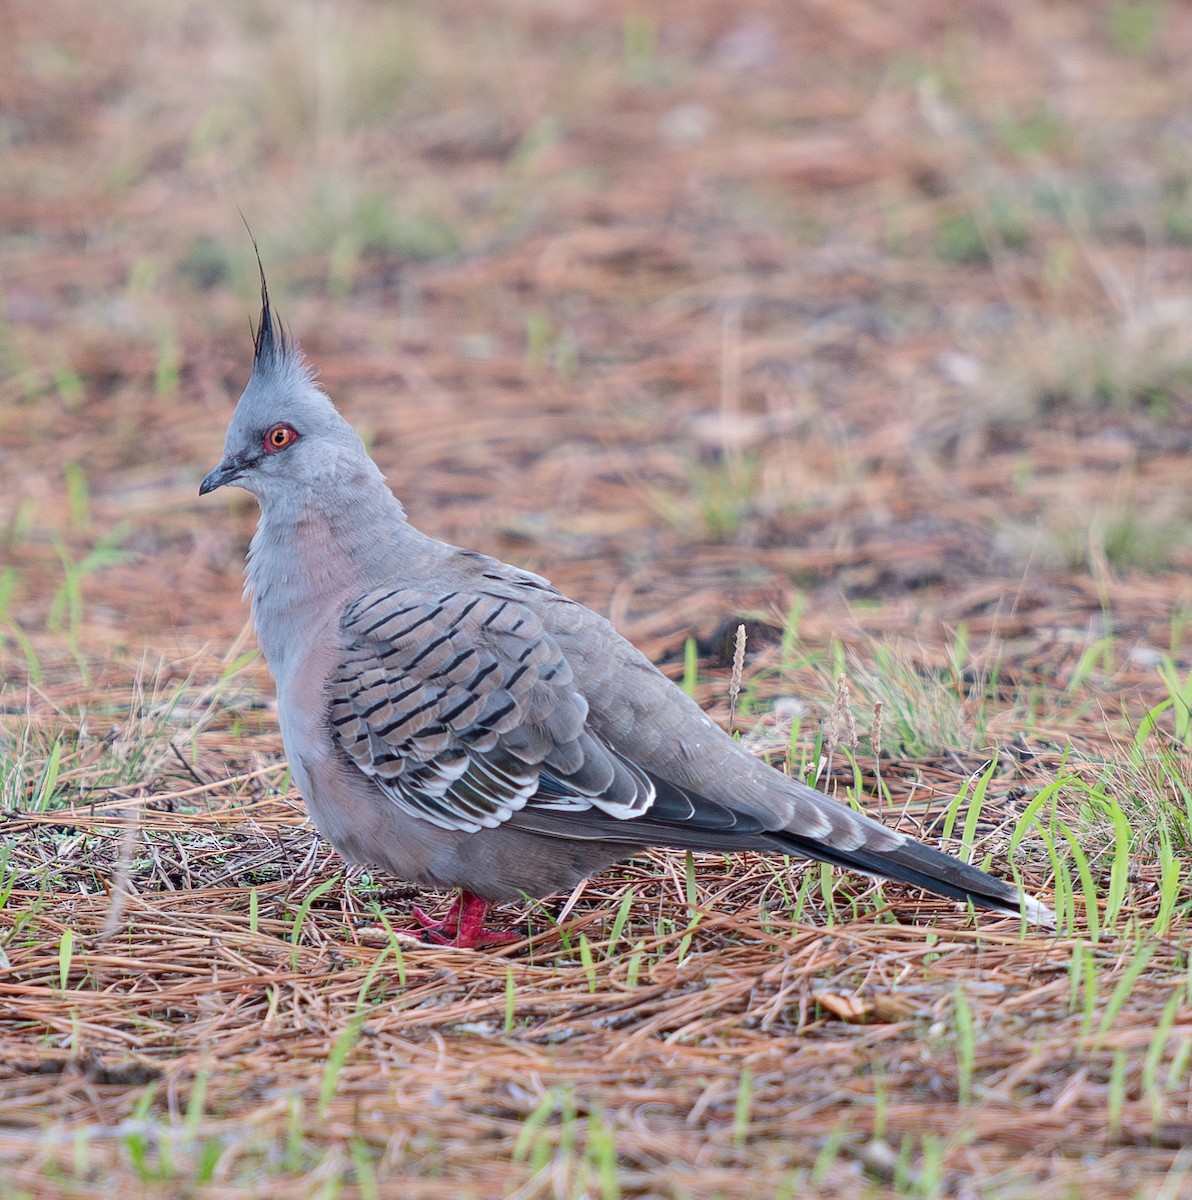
328, 585, 655, 833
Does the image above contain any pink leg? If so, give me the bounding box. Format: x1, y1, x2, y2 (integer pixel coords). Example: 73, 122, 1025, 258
407, 889, 521, 949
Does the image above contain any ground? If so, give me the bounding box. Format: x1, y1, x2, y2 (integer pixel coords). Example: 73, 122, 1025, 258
2, 1, 1192, 1197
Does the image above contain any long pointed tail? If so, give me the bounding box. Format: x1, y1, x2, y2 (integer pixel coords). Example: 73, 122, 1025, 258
770, 825, 1054, 927
659, 766, 1055, 927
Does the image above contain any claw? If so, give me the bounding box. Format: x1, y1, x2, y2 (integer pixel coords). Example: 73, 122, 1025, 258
402, 890, 520, 949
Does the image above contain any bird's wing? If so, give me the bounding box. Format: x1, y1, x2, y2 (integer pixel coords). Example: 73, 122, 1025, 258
329, 583, 660, 833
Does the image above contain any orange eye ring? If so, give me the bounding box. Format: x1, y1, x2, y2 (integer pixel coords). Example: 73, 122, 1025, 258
263, 423, 299, 453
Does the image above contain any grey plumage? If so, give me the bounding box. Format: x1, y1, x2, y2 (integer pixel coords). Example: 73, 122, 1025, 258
201, 273, 1053, 941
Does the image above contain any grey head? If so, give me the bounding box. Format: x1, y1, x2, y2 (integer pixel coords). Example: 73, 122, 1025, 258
199, 266, 385, 509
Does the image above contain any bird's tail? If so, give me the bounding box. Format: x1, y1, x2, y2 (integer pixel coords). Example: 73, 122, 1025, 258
767, 823, 1054, 927
671, 766, 1055, 926
645, 769, 1054, 926
517, 766, 1054, 926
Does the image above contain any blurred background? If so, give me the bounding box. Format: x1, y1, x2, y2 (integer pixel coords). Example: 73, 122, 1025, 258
3, 0, 1192, 675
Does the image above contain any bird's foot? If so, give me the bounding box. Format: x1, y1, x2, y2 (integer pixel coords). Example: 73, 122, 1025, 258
408, 890, 520, 949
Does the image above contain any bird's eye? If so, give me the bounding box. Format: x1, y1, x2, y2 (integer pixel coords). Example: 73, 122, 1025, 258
263, 424, 299, 454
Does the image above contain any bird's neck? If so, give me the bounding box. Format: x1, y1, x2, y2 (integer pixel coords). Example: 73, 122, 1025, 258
245, 482, 422, 681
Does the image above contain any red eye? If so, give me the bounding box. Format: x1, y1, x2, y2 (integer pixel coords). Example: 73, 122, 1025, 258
263, 424, 299, 453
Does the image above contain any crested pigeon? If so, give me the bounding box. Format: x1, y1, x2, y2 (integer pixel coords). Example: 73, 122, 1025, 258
200, 270, 1052, 948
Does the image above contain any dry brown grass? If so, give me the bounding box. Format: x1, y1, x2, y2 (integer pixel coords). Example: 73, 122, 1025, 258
4, 0, 1192, 1196
3, 638, 1189, 1198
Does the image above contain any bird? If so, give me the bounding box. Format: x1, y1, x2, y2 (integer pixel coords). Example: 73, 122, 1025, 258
200, 267, 1053, 948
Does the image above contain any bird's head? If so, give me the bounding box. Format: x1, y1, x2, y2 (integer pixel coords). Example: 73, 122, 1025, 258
200, 262, 376, 507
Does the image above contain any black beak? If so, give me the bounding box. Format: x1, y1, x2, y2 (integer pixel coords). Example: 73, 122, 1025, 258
199, 457, 243, 496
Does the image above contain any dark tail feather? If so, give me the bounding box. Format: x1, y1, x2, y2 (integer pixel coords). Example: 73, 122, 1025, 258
770, 829, 1054, 926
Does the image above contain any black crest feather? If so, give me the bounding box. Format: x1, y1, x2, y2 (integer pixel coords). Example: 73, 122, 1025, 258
241, 217, 289, 370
